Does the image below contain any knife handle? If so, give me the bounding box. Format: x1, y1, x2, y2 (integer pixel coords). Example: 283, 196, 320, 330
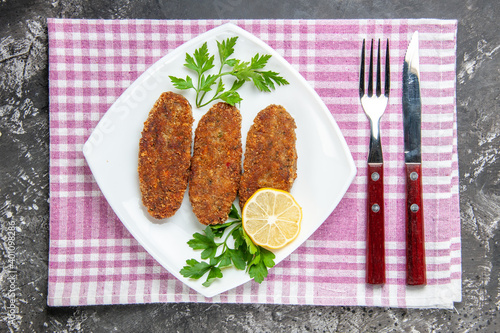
405, 163, 426, 285
366, 163, 385, 284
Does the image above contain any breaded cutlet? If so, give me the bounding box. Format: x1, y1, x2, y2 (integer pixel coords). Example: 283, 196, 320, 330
239, 104, 297, 209
138, 91, 194, 219
189, 102, 242, 225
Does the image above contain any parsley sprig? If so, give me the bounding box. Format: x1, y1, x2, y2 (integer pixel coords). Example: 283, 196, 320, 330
169, 36, 289, 108
180, 205, 276, 287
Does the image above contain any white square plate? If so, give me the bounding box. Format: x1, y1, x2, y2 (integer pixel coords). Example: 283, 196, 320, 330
83, 23, 356, 298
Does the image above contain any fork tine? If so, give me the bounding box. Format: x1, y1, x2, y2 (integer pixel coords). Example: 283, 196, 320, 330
384, 39, 390, 97
376, 39, 382, 97
359, 39, 365, 97
367, 39, 374, 97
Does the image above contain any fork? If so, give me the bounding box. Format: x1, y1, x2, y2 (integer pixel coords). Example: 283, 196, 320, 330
359, 39, 390, 285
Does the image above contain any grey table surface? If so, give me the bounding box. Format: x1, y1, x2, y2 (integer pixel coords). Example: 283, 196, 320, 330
0, 0, 498, 332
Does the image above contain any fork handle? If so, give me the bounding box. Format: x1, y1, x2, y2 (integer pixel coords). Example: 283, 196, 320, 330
405, 163, 426, 285
366, 162, 385, 284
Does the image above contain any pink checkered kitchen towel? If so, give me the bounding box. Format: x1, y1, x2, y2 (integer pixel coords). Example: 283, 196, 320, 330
48, 19, 460, 308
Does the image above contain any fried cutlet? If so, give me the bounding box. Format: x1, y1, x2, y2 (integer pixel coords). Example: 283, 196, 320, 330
138, 91, 194, 219
239, 104, 297, 209
189, 102, 242, 225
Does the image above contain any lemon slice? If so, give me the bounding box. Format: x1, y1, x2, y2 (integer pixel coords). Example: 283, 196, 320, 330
242, 188, 302, 249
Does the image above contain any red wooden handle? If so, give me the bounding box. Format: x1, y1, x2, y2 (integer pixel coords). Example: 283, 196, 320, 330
405, 163, 427, 285
366, 163, 385, 284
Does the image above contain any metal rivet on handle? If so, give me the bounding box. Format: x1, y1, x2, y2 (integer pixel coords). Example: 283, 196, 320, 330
410, 204, 419, 212
410, 171, 418, 181
371, 204, 380, 213
371, 172, 380, 181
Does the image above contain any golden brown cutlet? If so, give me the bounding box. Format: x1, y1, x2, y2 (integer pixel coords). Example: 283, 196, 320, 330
138, 91, 194, 219
239, 104, 297, 209
189, 102, 242, 225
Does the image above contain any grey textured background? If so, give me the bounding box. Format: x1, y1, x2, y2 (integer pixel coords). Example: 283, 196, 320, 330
1, 0, 499, 332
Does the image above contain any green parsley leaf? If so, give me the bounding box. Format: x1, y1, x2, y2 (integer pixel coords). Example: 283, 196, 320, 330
228, 248, 247, 270
260, 247, 276, 268
250, 53, 271, 70
250, 74, 272, 92
169, 75, 195, 90
229, 79, 246, 92
242, 229, 258, 255
261, 70, 290, 87
181, 204, 277, 286
180, 259, 212, 279
202, 266, 223, 287
219, 90, 243, 106
210, 219, 240, 238
204, 225, 215, 240
200, 245, 217, 260
170, 36, 289, 108
228, 204, 241, 220
232, 225, 245, 249
184, 53, 198, 73
248, 252, 261, 268
217, 250, 233, 268
199, 74, 218, 92
225, 58, 238, 67
185, 42, 215, 75
217, 36, 238, 65
246, 246, 276, 283
248, 256, 270, 283
187, 232, 214, 250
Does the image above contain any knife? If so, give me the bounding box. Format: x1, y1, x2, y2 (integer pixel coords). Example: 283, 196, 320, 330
402, 31, 426, 286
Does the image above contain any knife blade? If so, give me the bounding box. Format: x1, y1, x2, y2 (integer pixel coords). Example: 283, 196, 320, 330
402, 31, 426, 286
